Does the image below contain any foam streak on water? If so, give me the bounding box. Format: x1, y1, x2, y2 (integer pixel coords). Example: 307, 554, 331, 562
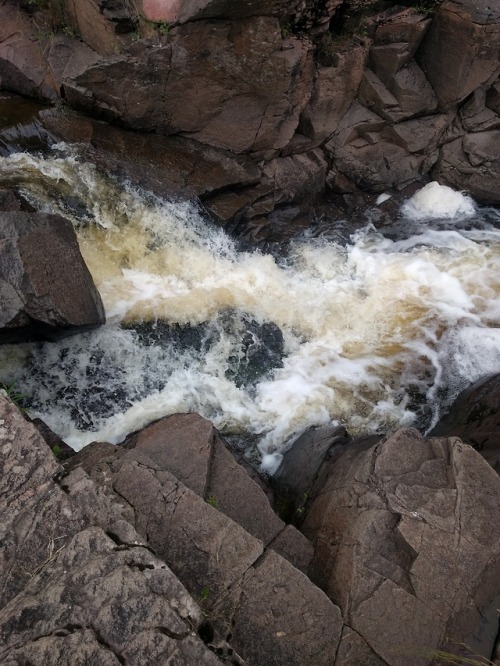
1, 151, 500, 472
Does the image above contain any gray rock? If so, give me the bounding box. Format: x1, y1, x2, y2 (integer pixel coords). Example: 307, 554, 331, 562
273, 423, 348, 519
210, 549, 343, 666
0, 211, 105, 343
0, 393, 223, 664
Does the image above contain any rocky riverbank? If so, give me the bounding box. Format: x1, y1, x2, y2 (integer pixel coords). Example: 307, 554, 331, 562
1, 0, 500, 664
0, 0, 499, 244
1, 391, 500, 665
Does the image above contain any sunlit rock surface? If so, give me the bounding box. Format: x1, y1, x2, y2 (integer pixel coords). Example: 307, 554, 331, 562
303, 428, 500, 665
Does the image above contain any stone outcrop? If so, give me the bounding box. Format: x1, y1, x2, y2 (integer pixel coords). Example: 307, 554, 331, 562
38, 105, 262, 202
3, 395, 500, 664
0, 394, 222, 665
302, 428, 500, 665
1, 0, 500, 222
418, 0, 500, 110
0, 210, 105, 343
0, 397, 342, 665
63, 17, 314, 156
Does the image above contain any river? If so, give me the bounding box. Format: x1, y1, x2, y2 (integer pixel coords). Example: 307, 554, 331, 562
1, 144, 500, 472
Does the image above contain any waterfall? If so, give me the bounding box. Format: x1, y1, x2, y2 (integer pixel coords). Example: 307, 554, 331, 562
1, 146, 500, 472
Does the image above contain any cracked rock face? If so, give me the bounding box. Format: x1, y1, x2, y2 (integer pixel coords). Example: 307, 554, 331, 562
302, 427, 500, 666
0, 394, 221, 665
62, 17, 314, 155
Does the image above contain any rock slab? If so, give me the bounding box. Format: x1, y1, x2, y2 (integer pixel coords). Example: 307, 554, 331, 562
0, 211, 105, 343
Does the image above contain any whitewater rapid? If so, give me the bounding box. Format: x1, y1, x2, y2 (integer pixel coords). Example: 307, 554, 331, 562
1, 148, 500, 472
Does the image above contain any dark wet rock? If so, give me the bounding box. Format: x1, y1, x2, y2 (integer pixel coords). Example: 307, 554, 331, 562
0, 211, 105, 343
431, 373, 500, 475
273, 423, 348, 521
39, 106, 261, 202
62, 18, 314, 156
261, 149, 328, 207
302, 427, 500, 665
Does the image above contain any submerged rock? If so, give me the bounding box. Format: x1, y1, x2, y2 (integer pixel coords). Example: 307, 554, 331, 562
0, 210, 105, 343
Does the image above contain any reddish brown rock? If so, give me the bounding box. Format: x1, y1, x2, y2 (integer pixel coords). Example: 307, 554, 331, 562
303, 428, 500, 666
261, 149, 328, 206
418, 0, 500, 109
433, 131, 500, 204
39, 106, 261, 201
123, 413, 312, 567
299, 42, 369, 142
0, 3, 58, 101
63, 18, 314, 155
331, 137, 428, 192
382, 114, 451, 154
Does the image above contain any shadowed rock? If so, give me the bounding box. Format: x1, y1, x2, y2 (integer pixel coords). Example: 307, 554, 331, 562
0, 211, 105, 343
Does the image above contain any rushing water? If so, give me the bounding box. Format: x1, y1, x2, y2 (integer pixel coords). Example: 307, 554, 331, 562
1, 145, 500, 472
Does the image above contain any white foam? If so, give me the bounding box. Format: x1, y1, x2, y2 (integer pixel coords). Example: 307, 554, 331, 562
401, 181, 476, 220
1, 153, 499, 469
376, 193, 391, 205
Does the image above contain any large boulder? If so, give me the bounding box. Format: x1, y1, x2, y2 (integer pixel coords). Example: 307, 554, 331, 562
62, 18, 314, 155
39, 106, 261, 201
418, 0, 500, 110
302, 428, 500, 665
0, 210, 105, 343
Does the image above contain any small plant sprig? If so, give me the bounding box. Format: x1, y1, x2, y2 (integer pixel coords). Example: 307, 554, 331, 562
0, 381, 28, 412
206, 495, 219, 509
157, 21, 169, 36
